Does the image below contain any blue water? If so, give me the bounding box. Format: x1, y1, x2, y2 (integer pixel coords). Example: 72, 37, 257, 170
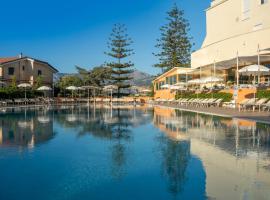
0, 105, 269, 200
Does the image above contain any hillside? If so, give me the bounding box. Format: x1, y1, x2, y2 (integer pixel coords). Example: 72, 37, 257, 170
54, 69, 154, 87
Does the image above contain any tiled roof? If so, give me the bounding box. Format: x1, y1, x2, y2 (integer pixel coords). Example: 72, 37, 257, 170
0, 57, 18, 64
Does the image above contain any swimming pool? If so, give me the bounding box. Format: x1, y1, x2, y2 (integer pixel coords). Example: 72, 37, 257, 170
0, 105, 269, 200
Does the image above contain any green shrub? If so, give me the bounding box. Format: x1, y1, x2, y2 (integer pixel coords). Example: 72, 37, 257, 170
175, 92, 232, 102
0, 87, 43, 99
257, 90, 270, 99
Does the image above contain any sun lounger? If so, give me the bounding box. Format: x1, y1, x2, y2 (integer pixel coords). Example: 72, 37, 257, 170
0, 101, 7, 107
211, 98, 223, 107
239, 98, 256, 111
261, 100, 270, 111
251, 98, 269, 111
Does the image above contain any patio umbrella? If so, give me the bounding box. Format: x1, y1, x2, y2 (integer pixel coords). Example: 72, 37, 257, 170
187, 79, 204, 85
202, 76, 223, 83
66, 86, 78, 98
239, 64, 270, 76
170, 85, 186, 90
18, 83, 32, 104
103, 85, 118, 103
66, 86, 78, 90
174, 82, 187, 86
161, 84, 171, 89
239, 64, 270, 85
0, 81, 6, 88
37, 86, 52, 97
82, 85, 101, 104
37, 86, 52, 91
77, 87, 86, 98
141, 89, 151, 93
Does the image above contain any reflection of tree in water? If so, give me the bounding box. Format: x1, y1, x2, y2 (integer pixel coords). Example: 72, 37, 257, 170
157, 134, 191, 196
54, 106, 153, 179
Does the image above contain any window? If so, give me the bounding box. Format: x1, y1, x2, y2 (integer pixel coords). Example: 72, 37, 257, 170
22, 66, 25, 71
261, 0, 268, 4
38, 70, 42, 76
8, 67, 14, 75
242, 0, 251, 20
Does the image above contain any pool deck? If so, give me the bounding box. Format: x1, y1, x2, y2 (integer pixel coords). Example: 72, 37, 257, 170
154, 104, 270, 124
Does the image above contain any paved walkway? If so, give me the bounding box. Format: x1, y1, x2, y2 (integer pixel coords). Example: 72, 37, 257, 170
154, 104, 270, 124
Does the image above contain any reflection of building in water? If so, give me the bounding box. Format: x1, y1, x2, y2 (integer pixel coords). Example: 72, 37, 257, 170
153, 107, 189, 141
154, 107, 192, 196
153, 106, 270, 200
0, 110, 54, 148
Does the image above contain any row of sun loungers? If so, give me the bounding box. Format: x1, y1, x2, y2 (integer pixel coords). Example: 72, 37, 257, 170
238, 98, 270, 111
0, 98, 56, 106
154, 98, 224, 108
153, 97, 270, 112
0, 97, 142, 107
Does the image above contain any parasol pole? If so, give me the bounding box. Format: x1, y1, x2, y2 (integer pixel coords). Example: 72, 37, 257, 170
88, 88, 90, 106
236, 51, 239, 88
110, 89, 113, 106
25, 87, 27, 105
257, 44, 260, 85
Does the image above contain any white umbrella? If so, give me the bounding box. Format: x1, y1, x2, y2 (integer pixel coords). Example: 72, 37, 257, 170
239, 64, 270, 75
66, 86, 78, 98
202, 76, 224, 83
66, 86, 78, 90
18, 83, 32, 88
170, 85, 186, 90
0, 81, 6, 87
37, 86, 53, 98
103, 85, 118, 90
18, 83, 32, 104
37, 86, 52, 91
239, 64, 270, 85
103, 85, 118, 103
77, 87, 86, 91
161, 84, 171, 89
77, 87, 86, 99
187, 79, 204, 85
174, 82, 187, 86
82, 86, 101, 105
141, 89, 151, 93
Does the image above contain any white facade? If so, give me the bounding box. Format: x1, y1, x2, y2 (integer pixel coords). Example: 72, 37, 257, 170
191, 0, 270, 69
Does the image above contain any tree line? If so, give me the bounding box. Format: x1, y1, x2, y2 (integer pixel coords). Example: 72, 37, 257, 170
57, 4, 192, 97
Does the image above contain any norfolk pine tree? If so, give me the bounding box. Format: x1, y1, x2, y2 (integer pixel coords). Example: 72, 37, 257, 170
154, 4, 192, 72
105, 24, 134, 98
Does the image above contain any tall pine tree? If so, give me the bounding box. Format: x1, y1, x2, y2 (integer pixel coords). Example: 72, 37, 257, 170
105, 24, 134, 97
154, 4, 192, 72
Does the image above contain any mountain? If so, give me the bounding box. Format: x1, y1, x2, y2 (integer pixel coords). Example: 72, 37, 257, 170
54, 69, 154, 87
129, 70, 154, 87
53, 73, 77, 82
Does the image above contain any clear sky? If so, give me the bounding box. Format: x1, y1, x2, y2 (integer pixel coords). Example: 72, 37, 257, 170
0, 0, 210, 75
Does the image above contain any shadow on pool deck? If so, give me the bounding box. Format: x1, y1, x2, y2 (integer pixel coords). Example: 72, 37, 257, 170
154, 104, 270, 124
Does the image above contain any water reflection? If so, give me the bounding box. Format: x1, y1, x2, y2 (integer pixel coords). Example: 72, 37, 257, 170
54, 105, 153, 179
157, 134, 190, 195
0, 107, 55, 148
153, 106, 270, 199
0, 105, 270, 199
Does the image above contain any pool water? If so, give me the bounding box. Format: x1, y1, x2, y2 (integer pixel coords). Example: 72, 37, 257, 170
0, 105, 270, 200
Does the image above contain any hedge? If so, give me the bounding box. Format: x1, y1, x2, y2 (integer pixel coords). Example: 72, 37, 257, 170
257, 90, 270, 99
0, 87, 43, 99
175, 92, 232, 102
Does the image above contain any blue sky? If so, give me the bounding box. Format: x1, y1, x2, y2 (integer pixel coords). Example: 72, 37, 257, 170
0, 0, 210, 75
